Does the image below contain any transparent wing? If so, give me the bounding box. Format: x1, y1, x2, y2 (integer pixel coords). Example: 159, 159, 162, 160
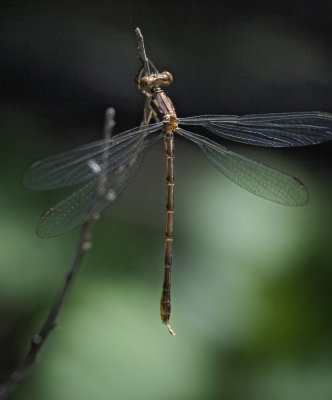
178, 128, 308, 205
178, 111, 332, 147
36, 132, 163, 237
23, 122, 163, 190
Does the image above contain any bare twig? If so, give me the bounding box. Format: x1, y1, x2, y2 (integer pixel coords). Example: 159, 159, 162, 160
135, 27, 150, 76
1, 27, 146, 399
0, 109, 116, 400
135, 28, 155, 126
103, 107, 116, 139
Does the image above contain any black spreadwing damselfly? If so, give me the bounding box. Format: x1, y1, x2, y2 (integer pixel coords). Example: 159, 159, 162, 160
23, 28, 332, 335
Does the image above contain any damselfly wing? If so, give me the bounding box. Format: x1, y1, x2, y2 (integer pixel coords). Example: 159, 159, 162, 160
24, 112, 332, 235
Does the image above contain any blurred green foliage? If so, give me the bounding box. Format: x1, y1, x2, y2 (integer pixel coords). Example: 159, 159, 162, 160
1, 1, 332, 399
1, 104, 332, 400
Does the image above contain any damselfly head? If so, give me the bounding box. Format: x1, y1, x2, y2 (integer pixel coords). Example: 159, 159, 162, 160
139, 71, 173, 93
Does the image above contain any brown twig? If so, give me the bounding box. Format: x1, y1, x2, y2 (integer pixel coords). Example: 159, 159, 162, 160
0, 108, 116, 400
135, 27, 150, 76
1, 27, 145, 399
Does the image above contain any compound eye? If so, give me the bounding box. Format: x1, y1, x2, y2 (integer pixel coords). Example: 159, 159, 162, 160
139, 76, 151, 91
160, 71, 173, 86
165, 72, 173, 84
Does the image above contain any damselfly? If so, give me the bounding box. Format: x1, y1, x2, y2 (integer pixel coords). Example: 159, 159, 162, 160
24, 29, 332, 335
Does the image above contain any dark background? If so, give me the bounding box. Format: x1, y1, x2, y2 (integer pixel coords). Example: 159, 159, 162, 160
1, 1, 332, 399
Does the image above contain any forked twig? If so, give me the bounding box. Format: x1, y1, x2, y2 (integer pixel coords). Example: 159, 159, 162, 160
0, 108, 116, 400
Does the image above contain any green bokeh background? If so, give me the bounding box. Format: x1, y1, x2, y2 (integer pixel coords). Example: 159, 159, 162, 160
1, 1, 332, 399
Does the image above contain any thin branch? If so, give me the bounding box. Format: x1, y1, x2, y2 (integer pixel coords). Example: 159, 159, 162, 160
1, 27, 145, 398
135, 27, 150, 75
0, 108, 116, 400
135, 28, 155, 126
